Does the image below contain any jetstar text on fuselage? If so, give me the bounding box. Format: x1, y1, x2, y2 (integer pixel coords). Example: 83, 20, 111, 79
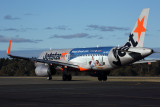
43, 52, 62, 60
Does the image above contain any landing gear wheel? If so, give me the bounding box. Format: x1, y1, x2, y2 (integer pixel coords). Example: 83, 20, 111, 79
68, 74, 72, 81
98, 77, 103, 81
98, 76, 107, 81
47, 76, 52, 80
63, 74, 67, 81
62, 66, 72, 81
102, 76, 107, 81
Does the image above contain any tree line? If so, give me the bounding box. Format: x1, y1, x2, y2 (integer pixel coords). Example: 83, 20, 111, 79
0, 58, 35, 76
0, 58, 160, 76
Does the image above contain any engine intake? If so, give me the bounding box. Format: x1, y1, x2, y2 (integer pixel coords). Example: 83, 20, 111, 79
35, 64, 50, 76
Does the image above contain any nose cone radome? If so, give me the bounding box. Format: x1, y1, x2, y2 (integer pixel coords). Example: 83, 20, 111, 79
141, 48, 153, 57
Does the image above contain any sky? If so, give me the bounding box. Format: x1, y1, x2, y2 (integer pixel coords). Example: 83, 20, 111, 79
0, 0, 160, 51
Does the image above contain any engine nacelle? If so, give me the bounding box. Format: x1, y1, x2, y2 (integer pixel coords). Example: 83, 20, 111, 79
35, 64, 50, 76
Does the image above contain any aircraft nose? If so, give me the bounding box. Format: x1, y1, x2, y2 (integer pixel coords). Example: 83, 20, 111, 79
147, 48, 153, 54
151, 49, 154, 53
142, 48, 153, 57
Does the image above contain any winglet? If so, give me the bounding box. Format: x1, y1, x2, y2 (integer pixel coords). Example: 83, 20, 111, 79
7, 40, 11, 55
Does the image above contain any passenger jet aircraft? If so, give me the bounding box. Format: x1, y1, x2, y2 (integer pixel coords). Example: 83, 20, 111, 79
7, 8, 157, 81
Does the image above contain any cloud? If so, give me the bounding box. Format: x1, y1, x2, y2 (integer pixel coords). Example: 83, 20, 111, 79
55, 25, 71, 30
125, 32, 150, 36
3, 28, 18, 31
125, 32, 130, 36
4, 15, 20, 20
45, 27, 53, 30
0, 35, 42, 43
34, 39, 43, 42
0, 28, 36, 32
50, 33, 89, 39
24, 13, 33, 16
98, 37, 103, 39
145, 33, 151, 36
49, 33, 101, 39
86, 25, 129, 32
45, 25, 71, 30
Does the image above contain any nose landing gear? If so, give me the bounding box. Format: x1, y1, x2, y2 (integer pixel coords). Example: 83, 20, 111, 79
62, 66, 72, 81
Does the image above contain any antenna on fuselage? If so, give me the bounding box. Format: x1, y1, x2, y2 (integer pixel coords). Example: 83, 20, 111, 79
97, 45, 99, 48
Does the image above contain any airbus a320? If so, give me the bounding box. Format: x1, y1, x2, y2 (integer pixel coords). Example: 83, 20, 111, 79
7, 8, 158, 81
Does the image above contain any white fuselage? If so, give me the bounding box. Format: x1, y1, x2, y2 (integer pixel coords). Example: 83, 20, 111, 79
36, 46, 153, 72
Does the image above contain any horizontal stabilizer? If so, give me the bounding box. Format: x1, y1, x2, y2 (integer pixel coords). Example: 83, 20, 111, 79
133, 59, 158, 64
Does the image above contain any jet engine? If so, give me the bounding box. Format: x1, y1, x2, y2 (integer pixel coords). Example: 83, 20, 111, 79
35, 64, 50, 76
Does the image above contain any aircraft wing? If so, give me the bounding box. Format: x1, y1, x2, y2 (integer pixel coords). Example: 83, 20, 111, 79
8, 54, 79, 68
7, 40, 79, 69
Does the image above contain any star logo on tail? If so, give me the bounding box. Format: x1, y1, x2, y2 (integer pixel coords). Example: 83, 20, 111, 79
134, 16, 146, 42
61, 51, 67, 60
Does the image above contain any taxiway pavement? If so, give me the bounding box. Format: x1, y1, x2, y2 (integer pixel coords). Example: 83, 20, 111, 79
0, 76, 160, 107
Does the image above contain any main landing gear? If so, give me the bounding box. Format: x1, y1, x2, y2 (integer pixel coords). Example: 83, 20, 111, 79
47, 76, 52, 80
98, 75, 107, 81
62, 66, 72, 81
97, 71, 110, 81
47, 71, 52, 80
63, 74, 72, 81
